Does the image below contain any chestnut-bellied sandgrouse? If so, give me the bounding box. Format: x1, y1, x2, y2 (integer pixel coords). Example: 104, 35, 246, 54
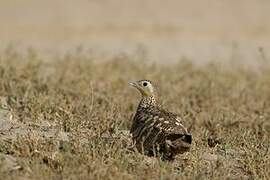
129, 80, 192, 160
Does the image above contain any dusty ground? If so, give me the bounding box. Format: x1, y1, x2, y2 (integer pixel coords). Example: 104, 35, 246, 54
0, 0, 270, 65
0, 50, 269, 179
0, 1, 270, 178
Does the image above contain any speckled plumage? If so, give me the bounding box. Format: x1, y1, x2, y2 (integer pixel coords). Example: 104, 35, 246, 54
129, 80, 192, 160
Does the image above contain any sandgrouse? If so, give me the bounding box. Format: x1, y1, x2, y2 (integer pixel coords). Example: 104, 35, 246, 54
129, 80, 192, 160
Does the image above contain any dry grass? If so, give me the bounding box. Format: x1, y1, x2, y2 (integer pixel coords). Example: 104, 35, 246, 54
0, 49, 270, 179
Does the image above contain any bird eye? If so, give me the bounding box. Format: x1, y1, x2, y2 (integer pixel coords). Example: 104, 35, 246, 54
143, 82, 148, 86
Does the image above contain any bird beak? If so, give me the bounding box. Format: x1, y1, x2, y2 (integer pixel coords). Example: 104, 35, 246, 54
128, 81, 137, 87
128, 81, 148, 96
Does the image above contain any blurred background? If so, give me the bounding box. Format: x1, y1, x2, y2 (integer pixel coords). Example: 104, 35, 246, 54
0, 0, 269, 65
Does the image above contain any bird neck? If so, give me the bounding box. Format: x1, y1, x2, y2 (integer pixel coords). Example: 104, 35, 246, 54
139, 95, 156, 108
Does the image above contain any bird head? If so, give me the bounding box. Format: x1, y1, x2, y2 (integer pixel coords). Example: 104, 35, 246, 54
129, 80, 154, 97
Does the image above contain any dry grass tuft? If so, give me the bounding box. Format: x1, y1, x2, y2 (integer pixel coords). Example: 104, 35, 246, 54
0, 49, 270, 179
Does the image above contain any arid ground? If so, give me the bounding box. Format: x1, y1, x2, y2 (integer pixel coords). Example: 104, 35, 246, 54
0, 51, 270, 179
0, 0, 270, 179
0, 0, 270, 65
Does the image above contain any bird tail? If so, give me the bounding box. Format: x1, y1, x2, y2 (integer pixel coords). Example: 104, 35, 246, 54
165, 133, 192, 154
161, 134, 192, 160
166, 133, 192, 144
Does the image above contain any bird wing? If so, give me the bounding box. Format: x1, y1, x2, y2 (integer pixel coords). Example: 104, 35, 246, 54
130, 107, 189, 149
